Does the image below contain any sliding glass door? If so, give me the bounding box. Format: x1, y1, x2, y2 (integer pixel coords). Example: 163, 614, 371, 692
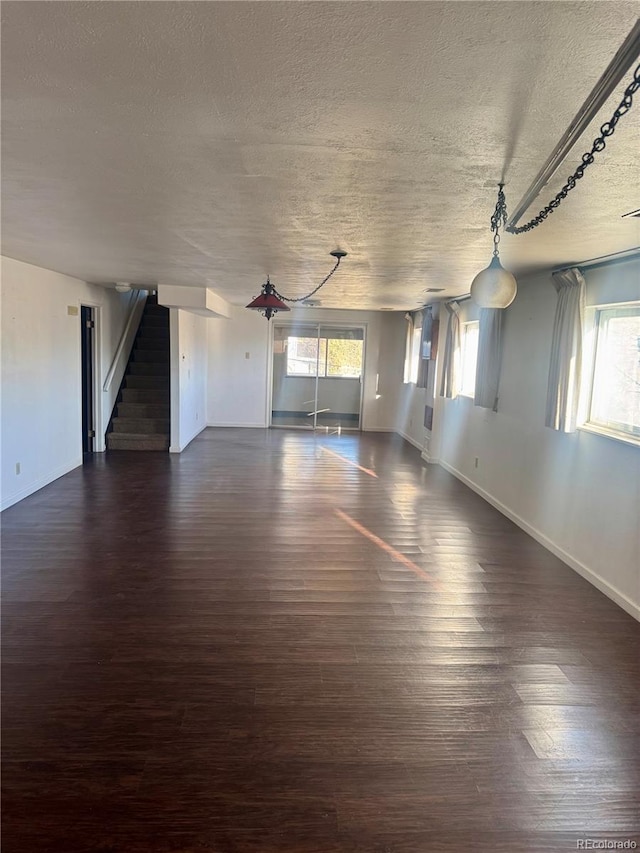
271, 324, 364, 431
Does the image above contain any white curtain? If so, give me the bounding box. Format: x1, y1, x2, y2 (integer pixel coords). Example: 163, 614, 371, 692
439, 301, 461, 398
545, 267, 586, 432
474, 308, 504, 411
403, 312, 414, 383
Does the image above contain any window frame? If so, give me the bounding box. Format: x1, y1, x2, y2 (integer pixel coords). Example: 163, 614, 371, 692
579, 300, 640, 447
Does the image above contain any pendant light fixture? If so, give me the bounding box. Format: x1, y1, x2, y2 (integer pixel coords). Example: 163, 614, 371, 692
470, 184, 517, 309
245, 277, 290, 321
246, 250, 347, 320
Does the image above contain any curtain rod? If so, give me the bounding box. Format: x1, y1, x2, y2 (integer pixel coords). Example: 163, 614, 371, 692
506, 19, 640, 229
553, 247, 640, 274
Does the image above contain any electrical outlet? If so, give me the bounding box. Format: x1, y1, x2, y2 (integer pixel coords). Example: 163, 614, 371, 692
245, 352, 250, 359
474, 457, 479, 469
15, 462, 21, 475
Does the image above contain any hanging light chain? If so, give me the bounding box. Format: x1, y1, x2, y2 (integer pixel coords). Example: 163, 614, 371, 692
507, 62, 640, 234
491, 184, 508, 256
272, 254, 343, 303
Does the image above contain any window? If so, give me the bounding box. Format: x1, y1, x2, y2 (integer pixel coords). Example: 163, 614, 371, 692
286, 334, 363, 378
286, 336, 327, 376
586, 303, 640, 441
460, 320, 479, 397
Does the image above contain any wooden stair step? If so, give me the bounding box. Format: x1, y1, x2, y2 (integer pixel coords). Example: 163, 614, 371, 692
139, 315, 168, 325
133, 349, 169, 363
125, 375, 169, 389
129, 361, 169, 376
111, 417, 170, 435
120, 388, 168, 403
107, 433, 169, 451
116, 402, 170, 419
136, 335, 169, 348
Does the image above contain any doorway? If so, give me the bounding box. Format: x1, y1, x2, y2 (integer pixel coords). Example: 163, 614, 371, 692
80, 305, 96, 455
271, 324, 365, 431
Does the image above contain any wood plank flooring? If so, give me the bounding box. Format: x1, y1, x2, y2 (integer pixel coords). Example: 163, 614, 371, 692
2, 428, 639, 852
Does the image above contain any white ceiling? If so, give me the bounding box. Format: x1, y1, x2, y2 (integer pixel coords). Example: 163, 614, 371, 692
2, 1, 639, 309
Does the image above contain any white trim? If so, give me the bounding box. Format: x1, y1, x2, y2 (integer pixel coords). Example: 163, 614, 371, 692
265, 320, 274, 428
207, 421, 268, 429
580, 300, 640, 448
103, 289, 147, 392
79, 301, 104, 453
420, 430, 437, 464
578, 422, 640, 449
396, 429, 423, 451
169, 422, 207, 454
585, 298, 640, 311
438, 458, 640, 622
169, 309, 180, 452
1, 458, 82, 512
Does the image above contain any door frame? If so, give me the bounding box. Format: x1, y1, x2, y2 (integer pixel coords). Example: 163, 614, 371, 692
268, 320, 367, 431
79, 302, 104, 453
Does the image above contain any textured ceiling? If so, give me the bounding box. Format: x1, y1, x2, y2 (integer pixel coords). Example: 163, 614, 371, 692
2, 1, 639, 309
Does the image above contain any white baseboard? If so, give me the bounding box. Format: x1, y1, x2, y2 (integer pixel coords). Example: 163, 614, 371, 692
169, 423, 207, 453
438, 459, 640, 622
207, 422, 268, 429
1, 458, 83, 512
396, 429, 423, 452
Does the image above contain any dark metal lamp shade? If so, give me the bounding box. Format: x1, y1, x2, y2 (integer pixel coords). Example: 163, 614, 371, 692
246, 280, 291, 320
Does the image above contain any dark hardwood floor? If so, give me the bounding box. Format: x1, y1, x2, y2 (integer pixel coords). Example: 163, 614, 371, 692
2, 429, 639, 852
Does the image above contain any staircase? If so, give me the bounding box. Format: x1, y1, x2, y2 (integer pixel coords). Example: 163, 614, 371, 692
107, 295, 170, 451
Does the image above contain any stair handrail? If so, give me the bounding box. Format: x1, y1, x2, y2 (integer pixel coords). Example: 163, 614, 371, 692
103, 289, 148, 392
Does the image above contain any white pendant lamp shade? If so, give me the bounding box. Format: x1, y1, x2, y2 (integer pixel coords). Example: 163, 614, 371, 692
470, 256, 517, 309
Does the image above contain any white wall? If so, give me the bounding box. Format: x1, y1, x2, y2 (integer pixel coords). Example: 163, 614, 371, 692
169, 309, 208, 453
426, 260, 640, 619
1, 256, 130, 510
207, 306, 271, 427
207, 306, 399, 431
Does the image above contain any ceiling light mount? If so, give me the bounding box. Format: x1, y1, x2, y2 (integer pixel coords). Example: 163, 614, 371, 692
246, 250, 348, 320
